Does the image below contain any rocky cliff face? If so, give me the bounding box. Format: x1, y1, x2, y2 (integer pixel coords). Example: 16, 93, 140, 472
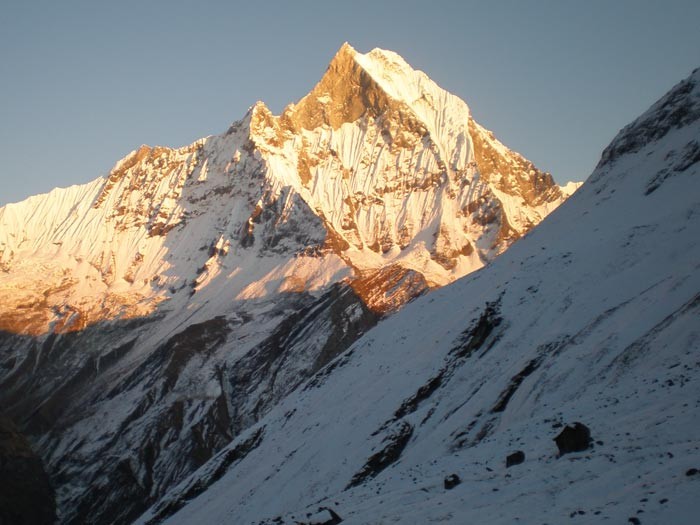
0, 416, 56, 525
0, 44, 576, 524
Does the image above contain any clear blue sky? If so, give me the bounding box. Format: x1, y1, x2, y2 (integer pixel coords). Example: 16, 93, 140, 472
1, 0, 699, 205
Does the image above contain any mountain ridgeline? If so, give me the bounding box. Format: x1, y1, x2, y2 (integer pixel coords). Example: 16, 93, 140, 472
0, 45, 576, 524
141, 68, 700, 524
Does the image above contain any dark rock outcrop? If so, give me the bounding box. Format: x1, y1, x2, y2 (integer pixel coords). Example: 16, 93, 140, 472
506, 450, 525, 467
598, 68, 700, 170
554, 422, 592, 456
304, 507, 343, 525
347, 421, 413, 488
0, 416, 56, 525
444, 473, 461, 489
491, 356, 543, 413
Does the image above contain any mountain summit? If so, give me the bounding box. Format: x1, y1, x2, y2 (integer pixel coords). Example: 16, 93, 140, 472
0, 44, 574, 336
0, 45, 577, 524
140, 68, 700, 525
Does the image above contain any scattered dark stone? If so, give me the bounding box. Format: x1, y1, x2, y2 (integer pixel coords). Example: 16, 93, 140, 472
660, 498, 669, 504
686, 468, 699, 476
554, 422, 592, 456
444, 474, 461, 490
596, 440, 604, 446
628, 517, 641, 524
506, 450, 525, 467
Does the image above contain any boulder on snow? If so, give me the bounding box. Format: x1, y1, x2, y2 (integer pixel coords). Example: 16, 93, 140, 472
554, 422, 591, 455
444, 473, 461, 489
506, 450, 525, 467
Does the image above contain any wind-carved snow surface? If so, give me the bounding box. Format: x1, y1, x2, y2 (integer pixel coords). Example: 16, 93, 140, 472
0, 45, 578, 524
138, 69, 700, 525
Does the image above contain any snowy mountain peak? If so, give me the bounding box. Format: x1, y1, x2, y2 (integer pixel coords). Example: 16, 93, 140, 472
248, 45, 576, 283
0, 45, 577, 339
0, 46, 581, 524
285, 42, 471, 144
137, 65, 700, 525
284, 42, 398, 131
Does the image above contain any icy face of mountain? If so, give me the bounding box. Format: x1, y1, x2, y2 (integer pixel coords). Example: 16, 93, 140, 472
138, 68, 700, 525
0, 45, 576, 525
0, 125, 333, 336
0, 43, 573, 336
256, 44, 573, 283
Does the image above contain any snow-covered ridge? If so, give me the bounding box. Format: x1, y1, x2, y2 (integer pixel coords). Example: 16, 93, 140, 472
0, 43, 575, 335
597, 67, 700, 172
0, 44, 580, 525
355, 45, 473, 167
139, 65, 700, 525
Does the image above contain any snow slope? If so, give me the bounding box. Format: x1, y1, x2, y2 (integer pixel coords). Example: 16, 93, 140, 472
139, 68, 700, 525
0, 43, 574, 336
0, 45, 577, 524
